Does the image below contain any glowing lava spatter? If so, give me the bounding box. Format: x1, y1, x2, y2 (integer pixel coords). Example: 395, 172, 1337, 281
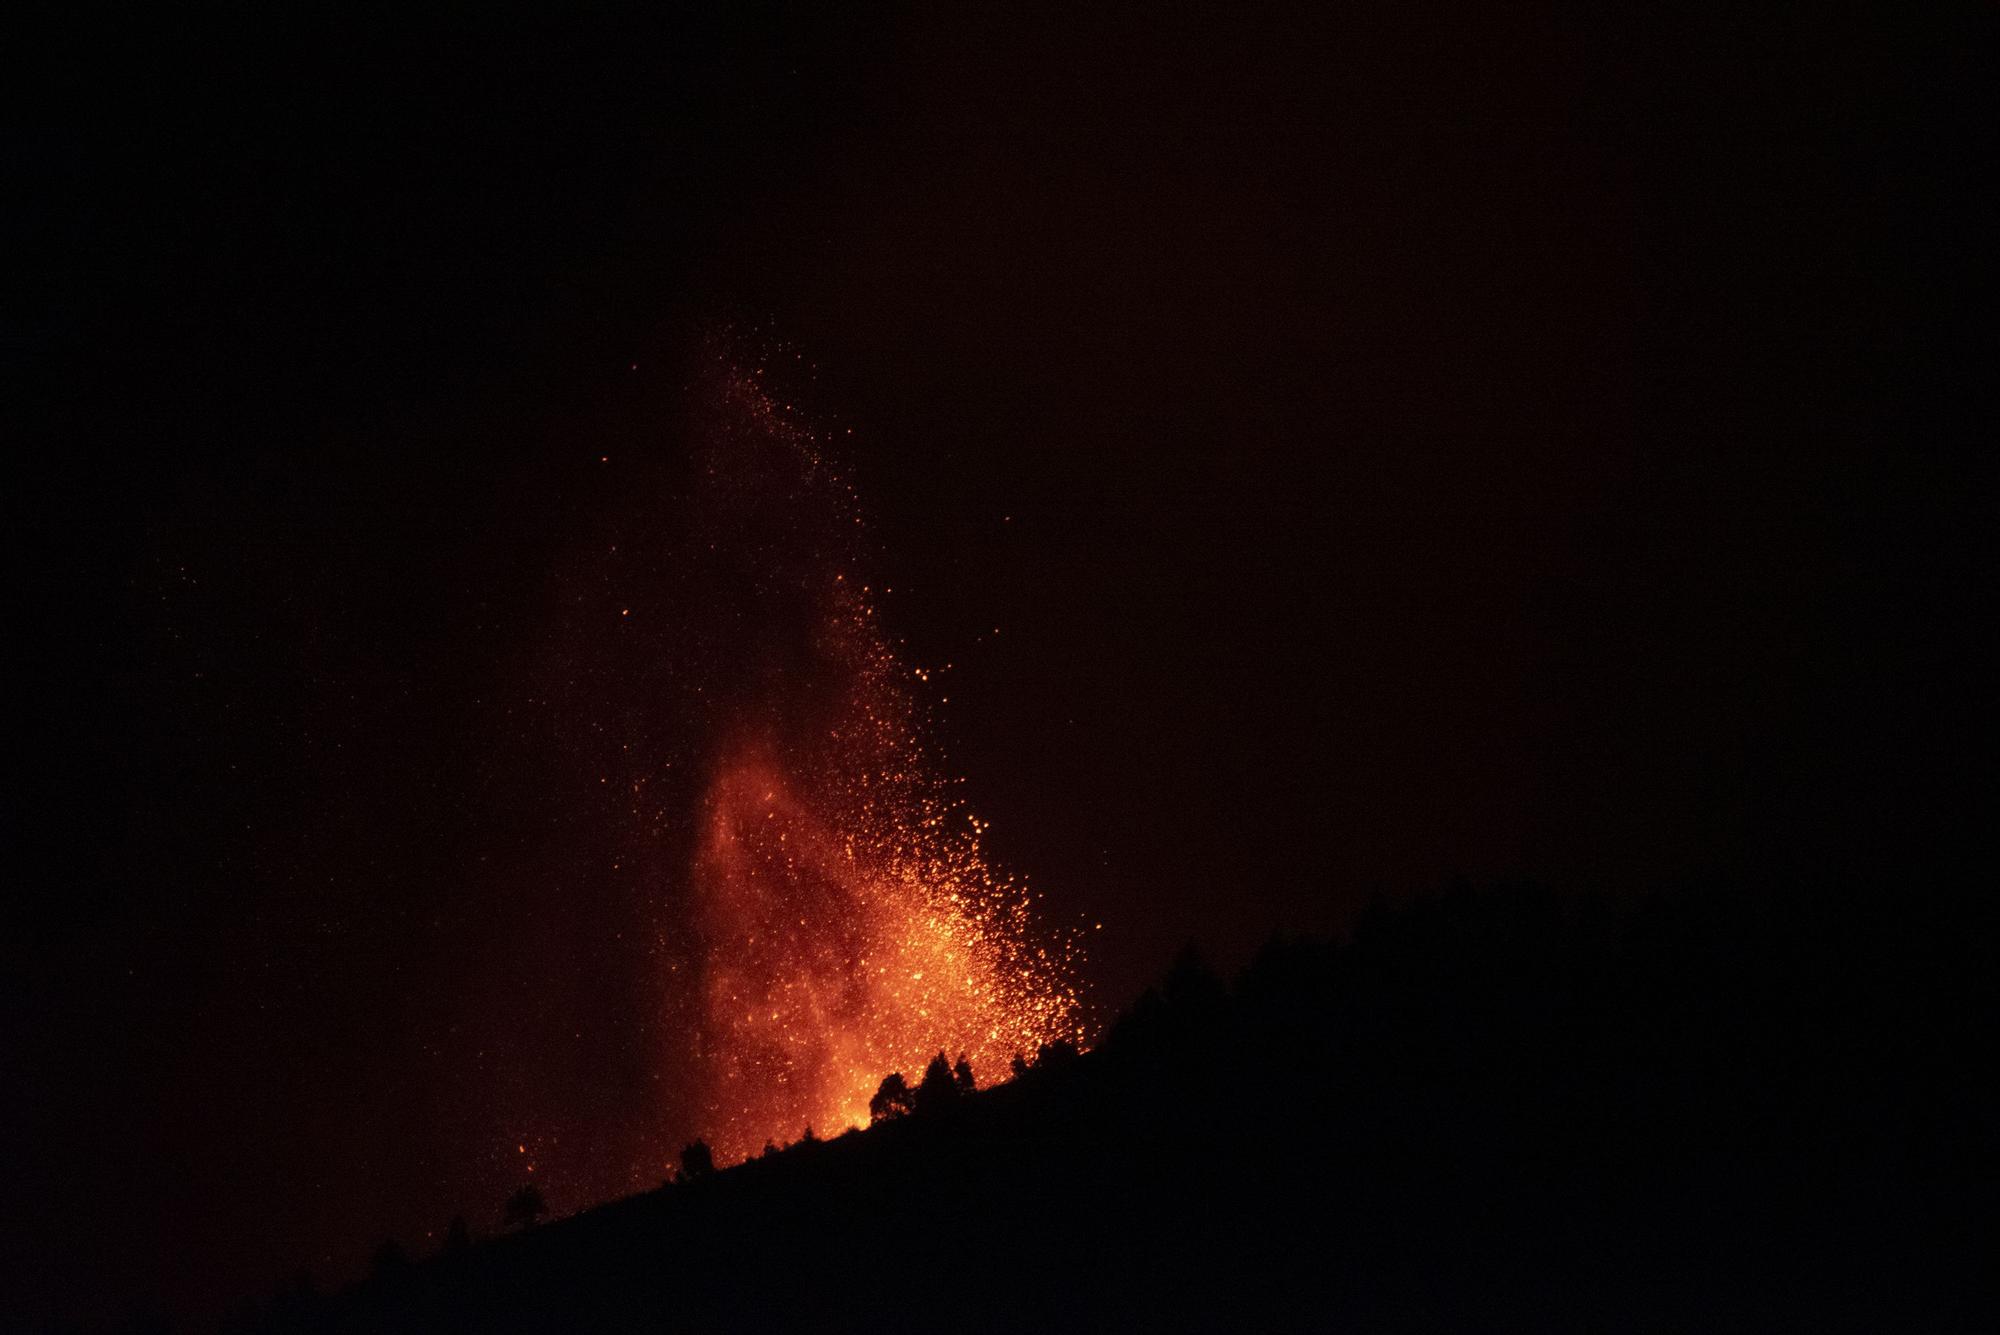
687, 364, 1083, 1163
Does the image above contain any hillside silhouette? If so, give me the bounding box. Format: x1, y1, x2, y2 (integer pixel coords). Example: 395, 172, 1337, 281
190, 876, 1983, 1333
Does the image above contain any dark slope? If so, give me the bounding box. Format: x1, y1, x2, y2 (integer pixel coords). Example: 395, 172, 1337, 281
222, 878, 1984, 1334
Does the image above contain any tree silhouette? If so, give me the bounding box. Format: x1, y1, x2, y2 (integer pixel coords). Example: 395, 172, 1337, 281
953, 1054, 976, 1094
869, 1071, 913, 1122
264, 1268, 318, 1326
503, 1183, 547, 1231
370, 1239, 409, 1278
1163, 944, 1225, 1015
680, 1139, 716, 1181
915, 1051, 962, 1115
1035, 1038, 1080, 1070
441, 1215, 471, 1257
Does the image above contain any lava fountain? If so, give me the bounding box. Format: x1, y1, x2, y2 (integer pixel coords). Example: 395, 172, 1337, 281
685, 362, 1083, 1162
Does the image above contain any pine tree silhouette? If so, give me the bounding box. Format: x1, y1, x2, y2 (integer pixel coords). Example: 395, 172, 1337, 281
869, 1071, 913, 1122
503, 1183, 547, 1230
680, 1139, 716, 1181
915, 1051, 962, 1115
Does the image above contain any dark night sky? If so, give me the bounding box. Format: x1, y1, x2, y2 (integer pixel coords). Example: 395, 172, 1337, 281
6, 3, 1984, 1325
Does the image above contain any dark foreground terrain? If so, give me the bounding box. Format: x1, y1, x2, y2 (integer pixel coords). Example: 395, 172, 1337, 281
167, 878, 1988, 1332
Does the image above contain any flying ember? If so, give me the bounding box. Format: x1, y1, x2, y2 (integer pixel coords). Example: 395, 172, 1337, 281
685, 362, 1084, 1163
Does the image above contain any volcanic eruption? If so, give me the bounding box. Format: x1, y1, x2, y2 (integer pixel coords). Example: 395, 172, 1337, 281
672, 358, 1085, 1162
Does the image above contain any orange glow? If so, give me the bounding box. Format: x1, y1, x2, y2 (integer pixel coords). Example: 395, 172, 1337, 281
684, 365, 1084, 1163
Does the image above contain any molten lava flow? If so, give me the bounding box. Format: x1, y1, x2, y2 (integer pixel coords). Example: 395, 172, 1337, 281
686, 366, 1082, 1163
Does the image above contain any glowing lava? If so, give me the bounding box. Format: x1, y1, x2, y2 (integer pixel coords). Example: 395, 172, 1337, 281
686, 364, 1083, 1162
